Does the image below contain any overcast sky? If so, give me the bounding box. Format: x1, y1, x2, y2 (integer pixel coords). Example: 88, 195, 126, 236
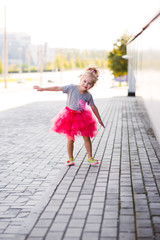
0, 0, 160, 50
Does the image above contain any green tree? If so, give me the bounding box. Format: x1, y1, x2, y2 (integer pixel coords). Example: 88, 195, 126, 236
22, 64, 29, 72
68, 59, 74, 69
75, 58, 82, 68
54, 54, 62, 70
62, 56, 68, 69
107, 33, 131, 77
30, 66, 38, 72
0, 59, 2, 74
44, 62, 54, 71
8, 64, 19, 73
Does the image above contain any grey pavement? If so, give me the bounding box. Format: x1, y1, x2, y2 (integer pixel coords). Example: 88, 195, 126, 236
0, 96, 160, 240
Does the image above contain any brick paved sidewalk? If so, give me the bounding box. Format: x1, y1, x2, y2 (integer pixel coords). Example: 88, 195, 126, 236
0, 97, 160, 240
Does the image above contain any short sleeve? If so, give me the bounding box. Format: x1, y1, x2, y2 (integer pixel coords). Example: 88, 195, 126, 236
88, 94, 95, 106
62, 84, 73, 94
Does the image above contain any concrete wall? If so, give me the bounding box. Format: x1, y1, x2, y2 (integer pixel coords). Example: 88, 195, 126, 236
127, 14, 160, 144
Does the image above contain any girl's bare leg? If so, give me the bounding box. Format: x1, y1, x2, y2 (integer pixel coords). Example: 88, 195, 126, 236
67, 140, 74, 159
83, 136, 92, 159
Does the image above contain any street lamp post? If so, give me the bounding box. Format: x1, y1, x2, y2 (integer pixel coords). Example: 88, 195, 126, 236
122, 55, 135, 96
39, 45, 43, 87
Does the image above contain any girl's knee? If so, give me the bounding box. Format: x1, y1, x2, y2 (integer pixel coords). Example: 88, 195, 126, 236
83, 136, 90, 142
68, 139, 74, 144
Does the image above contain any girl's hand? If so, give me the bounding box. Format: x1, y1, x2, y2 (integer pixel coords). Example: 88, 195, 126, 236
98, 119, 105, 128
33, 85, 43, 91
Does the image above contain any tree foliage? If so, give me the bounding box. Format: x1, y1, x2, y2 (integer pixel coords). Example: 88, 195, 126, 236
8, 49, 108, 73
107, 33, 131, 77
8, 64, 19, 73
43, 52, 107, 72
0, 59, 2, 74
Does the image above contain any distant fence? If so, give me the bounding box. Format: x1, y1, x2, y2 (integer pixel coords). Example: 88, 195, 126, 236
114, 75, 128, 82
127, 11, 160, 143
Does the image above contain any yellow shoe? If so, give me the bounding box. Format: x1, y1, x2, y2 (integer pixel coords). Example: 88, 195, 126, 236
88, 157, 98, 165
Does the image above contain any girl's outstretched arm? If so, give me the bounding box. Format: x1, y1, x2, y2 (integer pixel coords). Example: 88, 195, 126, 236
33, 86, 62, 91
91, 105, 105, 128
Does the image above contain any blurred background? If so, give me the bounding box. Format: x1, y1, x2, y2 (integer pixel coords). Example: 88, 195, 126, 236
0, 0, 160, 141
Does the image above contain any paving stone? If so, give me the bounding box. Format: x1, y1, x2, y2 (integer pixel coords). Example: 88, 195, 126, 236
105, 205, 119, 212
40, 211, 57, 219
82, 232, 99, 240
155, 234, 160, 240
119, 222, 135, 232
27, 238, 44, 240
50, 222, 67, 232
4, 225, 21, 234
136, 212, 150, 219
58, 208, 73, 215
64, 238, 83, 240
35, 219, 53, 228
69, 219, 85, 228
101, 227, 117, 237
150, 209, 160, 216
120, 208, 134, 215
0, 233, 16, 239
89, 208, 104, 215
84, 223, 101, 232
104, 211, 118, 219
149, 203, 160, 209
152, 216, 160, 224
86, 215, 102, 223
54, 214, 70, 223
136, 219, 152, 228
119, 232, 136, 240
45, 232, 63, 240
0, 97, 160, 240
0, 222, 9, 230
74, 205, 89, 212
29, 227, 48, 237
120, 215, 135, 223
154, 224, 160, 233
100, 238, 117, 240
137, 228, 153, 238
72, 211, 88, 219
102, 219, 118, 228
65, 227, 83, 237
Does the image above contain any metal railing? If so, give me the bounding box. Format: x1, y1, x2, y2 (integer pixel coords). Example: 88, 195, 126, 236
128, 11, 160, 44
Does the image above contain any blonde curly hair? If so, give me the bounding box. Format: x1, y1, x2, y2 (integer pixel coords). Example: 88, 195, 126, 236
79, 65, 100, 85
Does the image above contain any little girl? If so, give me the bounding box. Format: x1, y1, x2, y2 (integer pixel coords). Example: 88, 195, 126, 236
34, 65, 105, 166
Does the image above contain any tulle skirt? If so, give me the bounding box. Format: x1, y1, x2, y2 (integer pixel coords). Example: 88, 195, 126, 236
51, 106, 97, 141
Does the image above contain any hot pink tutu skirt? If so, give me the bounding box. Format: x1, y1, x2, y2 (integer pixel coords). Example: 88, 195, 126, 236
51, 106, 97, 141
